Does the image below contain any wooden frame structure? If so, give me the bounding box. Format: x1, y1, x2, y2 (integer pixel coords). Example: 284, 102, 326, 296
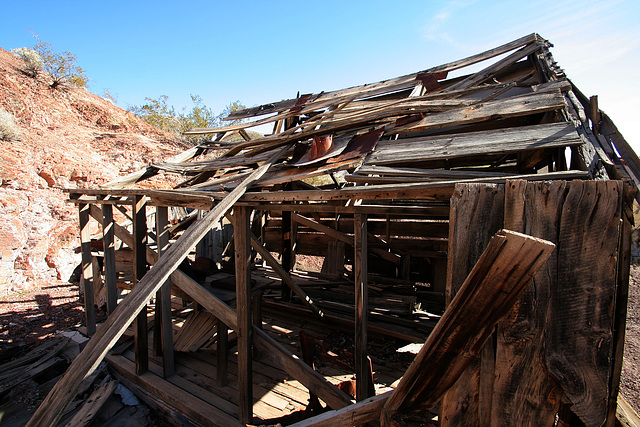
28, 33, 638, 426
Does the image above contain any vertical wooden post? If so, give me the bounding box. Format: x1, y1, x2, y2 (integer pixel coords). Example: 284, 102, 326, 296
133, 195, 148, 375
354, 213, 370, 402
101, 204, 118, 314
79, 203, 96, 336
234, 205, 253, 424
281, 209, 292, 301
155, 206, 174, 378
217, 320, 229, 386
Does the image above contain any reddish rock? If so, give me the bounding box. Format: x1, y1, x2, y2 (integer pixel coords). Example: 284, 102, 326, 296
0, 46, 188, 294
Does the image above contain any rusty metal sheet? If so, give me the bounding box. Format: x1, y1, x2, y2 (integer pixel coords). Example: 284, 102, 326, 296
291, 134, 350, 167
289, 93, 313, 113
416, 71, 448, 92
327, 128, 384, 164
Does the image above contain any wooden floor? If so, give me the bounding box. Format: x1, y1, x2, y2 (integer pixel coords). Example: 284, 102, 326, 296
106, 304, 414, 426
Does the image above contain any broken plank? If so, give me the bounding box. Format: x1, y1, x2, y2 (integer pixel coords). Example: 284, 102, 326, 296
63, 380, 117, 427
381, 229, 555, 421
371, 122, 581, 165
392, 90, 566, 134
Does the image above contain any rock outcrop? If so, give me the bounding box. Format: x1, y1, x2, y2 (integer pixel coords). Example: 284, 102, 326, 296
0, 47, 187, 293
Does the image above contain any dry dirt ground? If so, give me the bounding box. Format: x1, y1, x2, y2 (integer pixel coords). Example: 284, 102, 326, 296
621, 265, 640, 413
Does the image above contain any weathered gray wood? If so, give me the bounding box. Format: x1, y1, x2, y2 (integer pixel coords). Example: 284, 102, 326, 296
392, 90, 566, 134
233, 205, 253, 424
223, 34, 539, 121
79, 204, 96, 336
371, 122, 581, 165
155, 206, 174, 378
354, 214, 369, 402
99, 145, 202, 189
101, 204, 117, 314
381, 230, 555, 422
26, 145, 287, 427
445, 42, 543, 92
133, 195, 148, 375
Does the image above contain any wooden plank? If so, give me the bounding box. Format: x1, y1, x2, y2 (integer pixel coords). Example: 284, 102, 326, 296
607, 187, 633, 426
155, 205, 174, 377
79, 204, 95, 336
381, 230, 555, 421
617, 395, 640, 427
107, 354, 242, 427
237, 170, 587, 203
392, 90, 566, 134
26, 145, 288, 427
133, 195, 148, 375
370, 122, 581, 165
445, 42, 542, 92
101, 204, 118, 314
289, 391, 391, 427
234, 205, 253, 424
100, 145, 203, 189
354, 214, 369, 402
440, 183, 504, 427
494, 179, 622, 426
63, 380, 117, 427
223, 34, 539, 121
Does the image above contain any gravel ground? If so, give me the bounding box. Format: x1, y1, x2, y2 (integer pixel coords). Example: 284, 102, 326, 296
621, 265, 640, 413
0, 280, 87, 351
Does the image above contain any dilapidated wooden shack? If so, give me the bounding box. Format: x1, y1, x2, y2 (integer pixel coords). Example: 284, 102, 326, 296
28, 33, 638, 426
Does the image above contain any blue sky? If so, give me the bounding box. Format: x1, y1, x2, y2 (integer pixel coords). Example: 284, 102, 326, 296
2, 0, 639, 150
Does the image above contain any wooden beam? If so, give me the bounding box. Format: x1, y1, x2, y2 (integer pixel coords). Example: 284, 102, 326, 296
233, 205, 253, 424
155, 206, 174, 378
371, 122, 581, 165
101, 204, 118, 314
26, 145, 288, 427
354, 214, 370, 402
79, 203, 95, 336
381, 229, 555, 421
133, 195, 148, 375
289, 392, 391, 427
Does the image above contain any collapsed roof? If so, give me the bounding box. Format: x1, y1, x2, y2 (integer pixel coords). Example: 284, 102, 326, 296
80, 32, 638, 206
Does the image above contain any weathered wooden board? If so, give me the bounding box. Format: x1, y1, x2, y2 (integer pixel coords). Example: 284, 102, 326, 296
370, 122, 581, 165
439, 183, 505, 427
381, 230, 555, 422
494, 179, 623, 426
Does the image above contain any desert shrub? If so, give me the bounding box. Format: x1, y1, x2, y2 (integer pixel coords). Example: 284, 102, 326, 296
128, 96, 249, 144
10, 47, 43, 77
0, 108, 20, 141
12, 37, 88, 89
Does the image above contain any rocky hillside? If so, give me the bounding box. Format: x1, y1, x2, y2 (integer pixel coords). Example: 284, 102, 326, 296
0, 47, 187, 293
